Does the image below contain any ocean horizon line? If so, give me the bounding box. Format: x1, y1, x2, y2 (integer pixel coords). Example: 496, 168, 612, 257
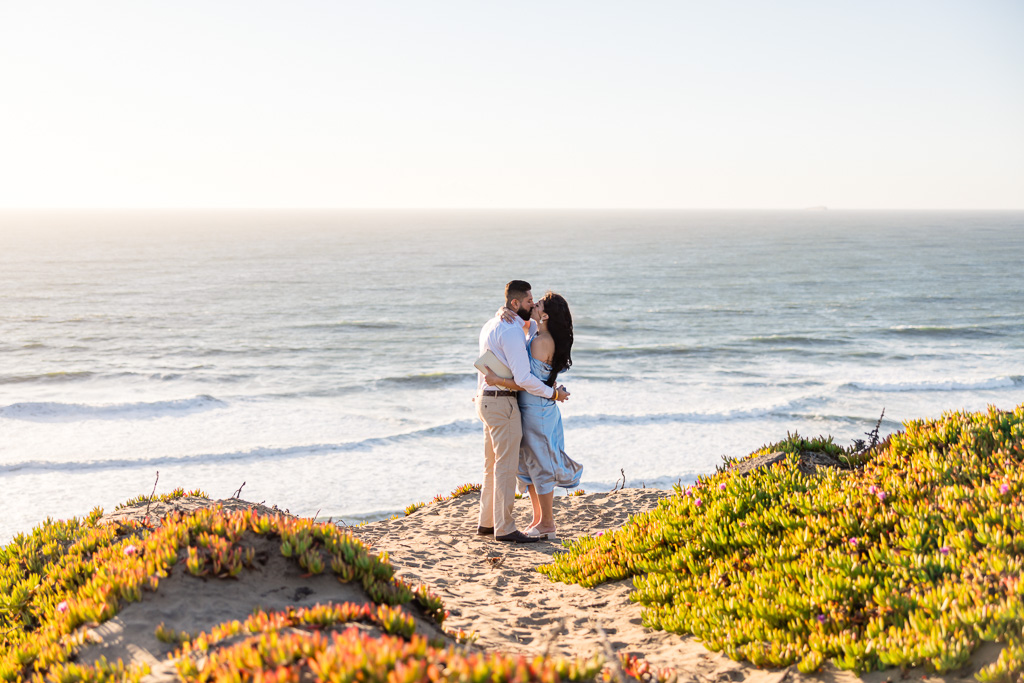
3, 206, 1024, 213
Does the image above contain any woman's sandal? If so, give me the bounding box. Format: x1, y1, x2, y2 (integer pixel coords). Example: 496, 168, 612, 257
526, 527, 558, 541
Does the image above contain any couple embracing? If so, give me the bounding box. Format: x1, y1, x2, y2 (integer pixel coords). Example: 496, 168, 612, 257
474, 280, 583, 543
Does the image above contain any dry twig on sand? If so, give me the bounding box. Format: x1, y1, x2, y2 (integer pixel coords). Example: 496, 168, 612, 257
541, 618, 568, 658
143, 471, 159, 525
592, 619, 626, 683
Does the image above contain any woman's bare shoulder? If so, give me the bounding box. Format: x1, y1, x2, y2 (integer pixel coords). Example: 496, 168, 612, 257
531, 333, 555, 363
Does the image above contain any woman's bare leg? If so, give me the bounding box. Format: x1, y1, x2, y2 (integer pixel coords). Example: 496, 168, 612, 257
532, 490, 556, 534
527, 485, 542, 529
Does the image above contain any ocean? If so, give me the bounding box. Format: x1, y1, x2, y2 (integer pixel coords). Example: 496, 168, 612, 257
2, 210, 1023, 544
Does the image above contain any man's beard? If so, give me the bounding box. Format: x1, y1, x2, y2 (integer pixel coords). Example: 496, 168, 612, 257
518, 307, 532, 321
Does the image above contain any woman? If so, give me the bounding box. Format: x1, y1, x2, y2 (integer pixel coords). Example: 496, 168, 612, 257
484, 291, 582, 539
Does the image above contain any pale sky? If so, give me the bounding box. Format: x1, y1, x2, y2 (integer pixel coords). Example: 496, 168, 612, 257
1, 1, 1022, 209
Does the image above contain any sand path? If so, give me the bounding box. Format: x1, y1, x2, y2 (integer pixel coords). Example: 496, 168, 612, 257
87, 491, 986, 683
350, 488, 983, 683
352, 489, 776, 682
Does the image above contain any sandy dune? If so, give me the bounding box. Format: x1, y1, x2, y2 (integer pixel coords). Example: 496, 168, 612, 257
82, 491, 987, 683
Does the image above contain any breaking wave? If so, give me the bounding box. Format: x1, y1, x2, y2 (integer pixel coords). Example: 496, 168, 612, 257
845, 376, 1024, 393
0, 395, 228, 422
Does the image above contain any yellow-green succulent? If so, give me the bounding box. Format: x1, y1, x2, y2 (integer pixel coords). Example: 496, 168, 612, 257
541, 403, 1024, 680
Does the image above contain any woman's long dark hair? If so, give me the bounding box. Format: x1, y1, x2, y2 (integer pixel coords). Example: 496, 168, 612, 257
541, 292, 573, 387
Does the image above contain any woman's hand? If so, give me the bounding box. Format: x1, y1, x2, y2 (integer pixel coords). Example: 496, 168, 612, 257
497, 306, 519, 324
554, 385, 570, 402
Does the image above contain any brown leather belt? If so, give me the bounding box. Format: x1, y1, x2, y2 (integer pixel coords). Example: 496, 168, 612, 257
481, 389, 518, 397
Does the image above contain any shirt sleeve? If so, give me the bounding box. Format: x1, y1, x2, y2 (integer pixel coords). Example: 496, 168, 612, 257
497, 324, 555, 399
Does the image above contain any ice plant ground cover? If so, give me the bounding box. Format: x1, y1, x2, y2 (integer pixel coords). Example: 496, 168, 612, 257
0, 502, 476, 683
113, 488, 210, 511
401, 483, 585, 519
165, 605, 607, 683
1, 488, 662, 683
403, 483, 482, 517
540, 403, 1024, 680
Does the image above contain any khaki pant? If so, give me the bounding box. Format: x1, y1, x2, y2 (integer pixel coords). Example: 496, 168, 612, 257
476, 394, 523, 536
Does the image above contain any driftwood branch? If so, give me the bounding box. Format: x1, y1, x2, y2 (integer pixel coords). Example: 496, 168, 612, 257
232, 481, 246, 499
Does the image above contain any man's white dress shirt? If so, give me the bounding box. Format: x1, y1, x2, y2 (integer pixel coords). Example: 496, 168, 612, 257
477, 316, 555, 399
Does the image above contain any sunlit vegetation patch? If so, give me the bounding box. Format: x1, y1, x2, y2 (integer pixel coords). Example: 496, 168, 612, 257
619, 652, 677, 683
114, 488, 210, 511
0, 508, 148, 682
431, 483, 483, 504
1, 506, 446, 683
1, 502, 668, 683
163, 602, 418, 649
168, 603, 610, 683
400, 483, 484, 518
540, 404, 1024, 680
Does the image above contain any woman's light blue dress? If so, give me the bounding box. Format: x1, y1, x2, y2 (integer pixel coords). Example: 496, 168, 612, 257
517, 335, 583, 495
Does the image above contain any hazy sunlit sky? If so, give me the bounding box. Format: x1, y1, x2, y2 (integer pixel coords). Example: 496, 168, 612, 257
1, 1, 1022, 209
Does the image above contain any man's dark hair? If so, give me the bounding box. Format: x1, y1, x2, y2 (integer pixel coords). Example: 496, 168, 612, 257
505, 280, 532, 306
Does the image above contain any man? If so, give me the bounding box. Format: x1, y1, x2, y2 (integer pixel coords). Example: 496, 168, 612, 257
476, 280, 569, 543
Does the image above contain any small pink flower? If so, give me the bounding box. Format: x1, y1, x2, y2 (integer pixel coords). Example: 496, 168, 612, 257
876, 491, 888, 502
719, 483, 727, 491
124, 544, 138, 557
56, 601, 69, 614
739, 521, 747, 527
1000, 484, 1010, 495
694, 498, 703, 507
940, 546, 950, 555
848, 537, 858, 547
867, 485, 877, 495
816, 614, 827, 623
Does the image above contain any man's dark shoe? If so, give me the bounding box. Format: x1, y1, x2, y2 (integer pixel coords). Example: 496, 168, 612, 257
495, 529, 540, 543
477, 526, 494, 535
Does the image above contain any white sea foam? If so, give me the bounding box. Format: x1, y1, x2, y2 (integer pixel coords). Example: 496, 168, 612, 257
565, 399, 808, 428
846, 376, 1023, 393
0, 395, 227, 422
